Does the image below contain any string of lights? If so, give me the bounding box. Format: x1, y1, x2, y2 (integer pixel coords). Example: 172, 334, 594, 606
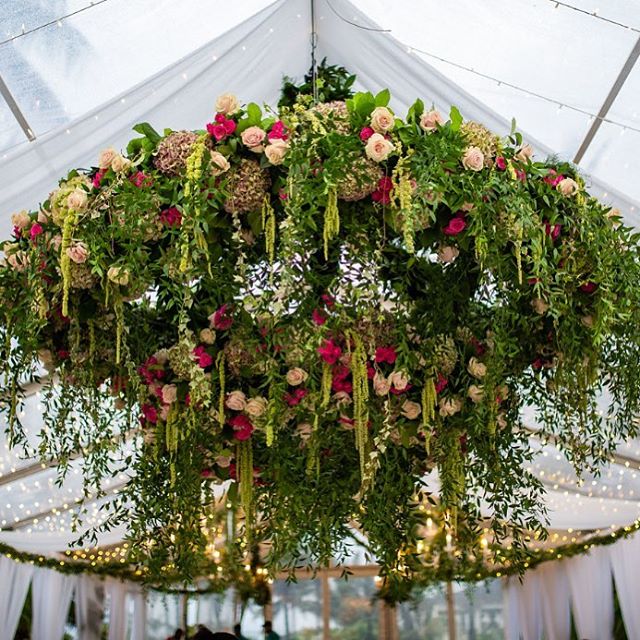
547, 0, 640, 34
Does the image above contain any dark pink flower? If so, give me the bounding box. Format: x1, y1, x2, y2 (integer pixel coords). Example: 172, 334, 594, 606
141, 403, 158, 424
215, 113, 226, 124
321, 293, 334, 308
495, 156, 507, 171
516, 169, 527, 182
532, 358, 544, 370
366, 363, 376, 380
318, 339, 342, 364
390, 383, 412, 395
12, 226, 22, 239
528, 277, 541, 286
435, 374, 448, 394
580, 282, 598, 294
92, 170, 105, 189
159, 206, 182, 228
279, 189, 288, 201
192, 345, 213, 369
333, 364, 351, 381
57, 349, 70, 360
29, 223, 43, 241
207, 122, 228, 141
268, 120, 288, 141
360, 127, 375, 141
130, 171, 152, 188
378, 176, 393, 192
443, 215, 466, 236
332, 378, 353, 394
544, 222, 561, 241
210, 304, 233, 330
372, 189, 391, 205
229, 414, 254, 440
223, 119, 236, 135
544, 169, 564, 187
375, 346, 397, 365
312, 308, 327, 326
284, 388, 309, 406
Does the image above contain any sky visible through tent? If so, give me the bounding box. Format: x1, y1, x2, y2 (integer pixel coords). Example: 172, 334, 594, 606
1, 0, 640, 556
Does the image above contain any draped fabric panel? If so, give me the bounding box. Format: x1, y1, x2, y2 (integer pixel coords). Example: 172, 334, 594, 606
75, 574, 106, 640
517, 571, 543, 640
0, 556, 34, 640
31, 567, 76, 640
502, 577, 521, 640
106, 579, 128, 640
130, 588, 147, 640
537, 561, 571, 640
610, 533, 640, 640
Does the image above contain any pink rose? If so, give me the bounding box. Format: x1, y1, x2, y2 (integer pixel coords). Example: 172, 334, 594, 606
268, 120, 288, 141
29, 223, 43, 241
495, 156, 507, 171
312, 308, 326, 326
98, 147, 118, 170
439, 396, 462, 417
370, 107, 395, 133
66, 242, 89, 264
515, 144, 534, 163
192, 345, 213, 369
419, 109, 444, 132
210, 151, 230, 176
437, 245, 459, 264
365, 133, 394, 162
241, 126, 266, 152
462, 146, 485, 171
162, 384, 178, 404
557, 177, 579, 196
373, 372, 391, 396
265, 139, 288, 165
225, 390, 247, 411
67, 188, 88, 211
245, 397, 267, 417
443, 215, 466, 236
360, 127, 375, 141
11, 211, 30, 229
286, 368, 308, 386
160, 207, 182, 228
467, 384, 484, 404
401, 400, 421, 420
389, 371, 409, 391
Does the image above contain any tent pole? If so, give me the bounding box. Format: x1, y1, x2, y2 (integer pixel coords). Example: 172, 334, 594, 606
310, 0, 318, 102
446, 581, 457, 640
0, 73, 35, 142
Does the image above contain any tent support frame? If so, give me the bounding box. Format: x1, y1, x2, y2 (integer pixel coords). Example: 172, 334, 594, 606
0, 73, 36, 142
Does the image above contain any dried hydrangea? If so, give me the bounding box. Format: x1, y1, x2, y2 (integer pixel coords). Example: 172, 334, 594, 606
310, 101, 351, 135
434, 335, 458, 375
153, 131, 200, 176
223, 159, 271, 215
69, 263, 96, 289
223, 335, 256, 377
168, 335, 197, 380
336, 158, 382, 201
460, 122, 500, 166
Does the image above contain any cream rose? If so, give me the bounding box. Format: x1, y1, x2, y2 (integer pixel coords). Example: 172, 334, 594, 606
38, 348, 55, 368
37, 210, 49, 224
6, 249, 29, 272
66, 242, 89, 264
373, 372, 391, 396
210, 151, 230, 176
51, 234, 63, 251
199, 328, 215, 344
225, 390, 247, 411
154, 349, 169, 365
11, 210, 30, 229
215, 455, 231, 468
265, 139, 289, 166
467, 384, 484, 404
389, 370, 410, 391
365, 133, 394, 163
111, 154, 131, 173
98, 147, 119, 170
531, 297, 549, 315
515, 144, 534, 163
66, 188, 88, 211
439, 396, 462, 417
401, 400, 421, 420
370, 106, 395, 133
286, 367, 308, 386
581, 315, 594, 329
107, 265, 129, 286
333, 391, 352, 407
246, 396, 268, 418
295, 422, 313, 441
437, 245, 459, 264
215, 93, 240, 115
420, 109, 444, 132
162, 384, 178, 404
462, 146, 485, 171
241, 126, 266, 152
557, 177, 579, 196
467, 357, 487, 379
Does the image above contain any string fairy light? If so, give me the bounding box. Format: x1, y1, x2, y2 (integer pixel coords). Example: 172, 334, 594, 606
547, 0, 640, 34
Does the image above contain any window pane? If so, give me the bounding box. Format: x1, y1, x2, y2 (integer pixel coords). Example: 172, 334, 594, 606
272, 578, 323, 640
329, 576, 379, 640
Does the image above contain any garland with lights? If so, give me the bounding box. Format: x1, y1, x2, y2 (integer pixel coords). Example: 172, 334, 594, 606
2, 71, 640, 594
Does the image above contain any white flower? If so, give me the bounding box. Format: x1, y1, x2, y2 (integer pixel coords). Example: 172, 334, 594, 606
370, 106, 395, 133
111, 155, 131, 173
462, 146, 484, 171
199, 328, 215, 344
210, 151, 231, 176
246, 397, 268, 417
295, 422, 313, 441
265, 139, 289, 165
98, 147, 119, 170
467, 357, 487, 379
66, 188, 88, 211
389, 370, 410, 391
286, 367, 308, 386
11, 210, 30, 229
225, 390, 247, 411
531, 297, 549, 315
241, 126, 266, 152
437, 245, 459, 264
373, 372, 391, 396
557, 177, 579, 196
215, 93, 240, 115
515, 144, 534, 163
365, 133, 394, 162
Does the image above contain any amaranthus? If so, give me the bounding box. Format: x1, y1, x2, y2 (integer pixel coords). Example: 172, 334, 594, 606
323, 188, 339, 260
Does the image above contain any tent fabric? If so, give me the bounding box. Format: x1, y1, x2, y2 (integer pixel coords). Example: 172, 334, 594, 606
610, 533, 640, 640
75, 574, 106, 640
106, 578, 128, 640
538, 561, 572, 640
31, 567, 76, 640
0, 555, 34, 640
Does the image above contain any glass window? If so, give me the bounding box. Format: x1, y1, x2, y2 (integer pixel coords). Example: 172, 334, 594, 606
272, 578, 323, 640
329, 575, 379, 640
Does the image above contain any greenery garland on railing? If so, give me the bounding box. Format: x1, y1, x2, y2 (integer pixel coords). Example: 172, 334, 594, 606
2, 69, 640, 595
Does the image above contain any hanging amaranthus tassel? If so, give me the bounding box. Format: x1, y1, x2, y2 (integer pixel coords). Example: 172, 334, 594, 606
421, 376, 437, 453
262, 196, 276, 263
514, 223, 523, 285
165, 404, 178, 486
306, 414, 320, 478
217, 353, 225, 430
114, 297, 124, 365
323, 188, 339, 260
392, 153, 415, 253
351, 334, 370, 481
88, 319, 95, 360
265, 388, 275, 447
321, 362, 332, 408
237, 439, 253, 527
60, 209, 77, 317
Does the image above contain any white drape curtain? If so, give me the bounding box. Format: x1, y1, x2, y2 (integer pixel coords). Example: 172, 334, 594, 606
537, 560, 572, 640
0, 556, 34, 640
75, 574, 106, 640
106, 578, 129, 640
130, 589, 147, 640
31, 567, 76, 640
610, 534, 640, 640
516, 571, 543, 640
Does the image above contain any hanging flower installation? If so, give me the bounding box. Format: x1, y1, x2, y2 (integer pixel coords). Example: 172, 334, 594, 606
2, 87, 640, 590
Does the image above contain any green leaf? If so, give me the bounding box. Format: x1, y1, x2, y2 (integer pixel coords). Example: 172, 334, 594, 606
246, 102, 262, 124
375, 89, 390, 107
132, 122, 161, 145
449, 106, 463, 131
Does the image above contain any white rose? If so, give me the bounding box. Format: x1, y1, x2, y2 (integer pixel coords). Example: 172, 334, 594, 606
467, 357, 487, 379
439, 396, 462, 417
557, 177, 579, 196
107, 265, 129, 286
515, 144, 533, 163
98, 147, 119, 170
437, 245, 459, 264
365, 133, 394, 162
462, 146, 485, 171
111, 155, 131, 173
225, 390, 247, 411
419, 109, 444, 132
389, 370, 410, 391
66, 188, 88, 211
401, 400, 421, 420
295, 422, 313, 441
11, 210, 30, 229
467, 384, 484, 404
531, 297, 549, 315
370, 106, 395, 133
162, 384, 178, 404
286, 367, 308, 386
246, 397, 268, 417
241, 126, 266, 152
215, 93, 240, 115
199, 328, 215, 344
265, 139, 289, 166
210, 151, 230, 176
373, 372, 391, 396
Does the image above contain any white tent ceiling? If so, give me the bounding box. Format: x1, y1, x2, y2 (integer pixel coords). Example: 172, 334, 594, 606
1, 0, 640, 555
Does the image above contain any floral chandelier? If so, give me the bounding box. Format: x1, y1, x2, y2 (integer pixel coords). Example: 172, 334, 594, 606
2, 72, 640, 594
